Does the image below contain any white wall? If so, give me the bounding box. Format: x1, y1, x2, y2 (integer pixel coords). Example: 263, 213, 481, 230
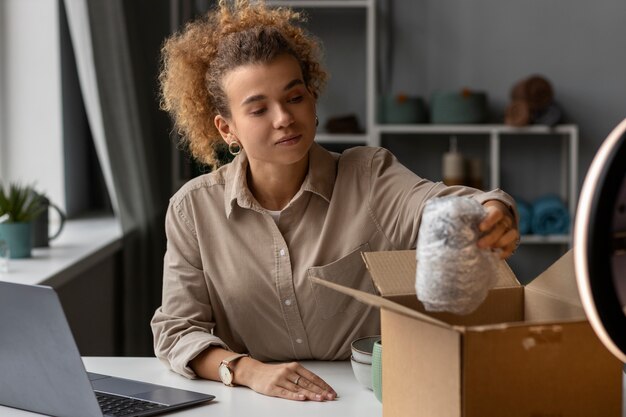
0, 2, 5, 172
1, 0, 65, 209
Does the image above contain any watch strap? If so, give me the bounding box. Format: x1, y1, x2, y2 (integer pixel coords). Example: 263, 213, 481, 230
222, 353, 249, 366
220, 353, 249, 386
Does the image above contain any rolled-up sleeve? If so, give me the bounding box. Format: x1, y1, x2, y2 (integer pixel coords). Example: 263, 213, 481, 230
151, 197, 229, 379
367, 148, 518, 250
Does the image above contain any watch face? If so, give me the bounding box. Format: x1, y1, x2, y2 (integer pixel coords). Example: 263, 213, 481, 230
219, 363, 233, 385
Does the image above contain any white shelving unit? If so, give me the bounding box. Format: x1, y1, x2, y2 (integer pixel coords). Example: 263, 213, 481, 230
270, 1, 580, 251
378, 124, 579, 247
268, 0, 377, 147
378, 124, 579, 282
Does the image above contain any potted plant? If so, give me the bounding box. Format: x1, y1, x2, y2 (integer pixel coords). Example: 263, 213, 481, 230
0, 183, 45, 258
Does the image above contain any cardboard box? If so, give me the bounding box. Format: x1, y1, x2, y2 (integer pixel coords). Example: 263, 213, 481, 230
312, 250, 623, 417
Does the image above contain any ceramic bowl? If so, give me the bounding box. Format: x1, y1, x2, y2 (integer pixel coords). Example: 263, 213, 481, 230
379, 95, 428, 124
430, 90, 488, 124
351, 335, 380, 364
350, 355, 373, 390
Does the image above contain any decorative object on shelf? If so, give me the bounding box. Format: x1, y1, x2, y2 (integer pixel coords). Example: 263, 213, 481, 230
430, 88, 488, 124
442, 136, 465, 186
466, 158, 484, 190
504, 74, 563, 127
515, 198, 532, 235
0, 183, 45, 259
324, 114, 363, 134
441, 136, 484, 189
378, 94, 427, 124
31, 193, 67, 248
514, 195, 570, 236
530, 194, 570, 235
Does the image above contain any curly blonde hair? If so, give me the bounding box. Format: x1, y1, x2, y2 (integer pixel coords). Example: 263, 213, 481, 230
159, 0, 328, 168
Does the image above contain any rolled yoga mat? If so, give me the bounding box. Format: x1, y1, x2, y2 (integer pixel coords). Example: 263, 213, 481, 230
515, 199, 532, 235
530, 195, 570, 235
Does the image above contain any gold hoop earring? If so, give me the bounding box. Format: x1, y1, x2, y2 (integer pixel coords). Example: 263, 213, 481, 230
315, 115, 319, 127
228, 140, 242, 156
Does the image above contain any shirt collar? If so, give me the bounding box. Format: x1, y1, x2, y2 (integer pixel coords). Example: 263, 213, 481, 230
224, 143, 337, 219
224, 150, 252, 218
301, 142, 336, 203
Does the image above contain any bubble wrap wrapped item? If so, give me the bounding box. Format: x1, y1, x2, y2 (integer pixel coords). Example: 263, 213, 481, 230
415, 196, 500, 315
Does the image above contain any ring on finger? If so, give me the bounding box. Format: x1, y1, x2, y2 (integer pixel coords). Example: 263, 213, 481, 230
294, 375, 301, 386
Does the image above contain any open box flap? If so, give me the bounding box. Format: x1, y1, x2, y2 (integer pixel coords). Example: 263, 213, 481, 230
361, 250, 519, 298
310, 276, 453, 330
361, 251, 416, 296
525, 249, 582, 307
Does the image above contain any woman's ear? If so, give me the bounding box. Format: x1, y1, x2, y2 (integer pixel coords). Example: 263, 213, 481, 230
214, 114, 232, 145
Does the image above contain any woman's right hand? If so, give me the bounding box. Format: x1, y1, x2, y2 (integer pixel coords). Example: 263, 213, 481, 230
235, 358, 337, 402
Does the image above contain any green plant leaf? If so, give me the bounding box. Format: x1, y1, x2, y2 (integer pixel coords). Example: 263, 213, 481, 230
0, 182, 45, 222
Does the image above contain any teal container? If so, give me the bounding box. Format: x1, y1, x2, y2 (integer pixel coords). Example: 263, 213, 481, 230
379, 95, 428, 124
0, 222, 32, 258
430, 90, 488, 124
371, 340, 382, 403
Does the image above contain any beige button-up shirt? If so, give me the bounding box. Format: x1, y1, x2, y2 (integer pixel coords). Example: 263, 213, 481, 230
151, 144, 516, 378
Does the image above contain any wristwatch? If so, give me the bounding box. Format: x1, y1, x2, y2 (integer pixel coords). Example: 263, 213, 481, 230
218, 353, 249, 386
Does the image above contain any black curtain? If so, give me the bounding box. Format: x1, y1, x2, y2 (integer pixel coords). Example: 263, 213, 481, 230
64, 0, 173, 355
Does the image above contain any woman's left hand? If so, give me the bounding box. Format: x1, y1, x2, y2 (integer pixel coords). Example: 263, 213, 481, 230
477, 201, 519, 259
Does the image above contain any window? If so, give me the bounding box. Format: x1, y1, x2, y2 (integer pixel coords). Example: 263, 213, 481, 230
0, 0, 110, 217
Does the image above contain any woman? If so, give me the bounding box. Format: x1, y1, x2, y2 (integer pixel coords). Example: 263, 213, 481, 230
151, 0, 519, 402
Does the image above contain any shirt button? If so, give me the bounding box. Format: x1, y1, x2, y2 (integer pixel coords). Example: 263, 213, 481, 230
279, 249, 285, 256
284, 299, 292, 306
295, 338, 303, 344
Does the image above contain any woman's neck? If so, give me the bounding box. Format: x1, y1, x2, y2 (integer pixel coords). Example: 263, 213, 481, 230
246, 155, 309, 211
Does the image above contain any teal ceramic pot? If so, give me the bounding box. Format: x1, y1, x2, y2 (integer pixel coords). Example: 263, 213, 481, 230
379, 95, 428, 124
0, 222, 32, 259
430, 91, 488, 124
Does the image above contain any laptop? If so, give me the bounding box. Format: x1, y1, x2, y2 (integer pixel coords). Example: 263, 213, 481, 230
0, 281, 215, 417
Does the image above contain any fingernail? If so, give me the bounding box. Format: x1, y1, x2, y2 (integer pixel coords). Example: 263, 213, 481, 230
326, 393, 334, 400
316, 394, 322, 400
299, 394, 305, 400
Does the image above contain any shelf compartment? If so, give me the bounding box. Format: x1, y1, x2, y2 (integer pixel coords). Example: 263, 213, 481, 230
381, 132, 491, 190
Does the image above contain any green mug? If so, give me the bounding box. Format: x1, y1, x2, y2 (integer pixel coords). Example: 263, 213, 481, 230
371, 339, 382, 402
0, 222, 32, 259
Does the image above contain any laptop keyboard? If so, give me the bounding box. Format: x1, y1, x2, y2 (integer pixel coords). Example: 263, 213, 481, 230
96, 391, 167, 417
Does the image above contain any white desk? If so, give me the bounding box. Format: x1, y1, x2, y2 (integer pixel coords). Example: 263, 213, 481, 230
0, 357, 383, 416
0, 357, 624, 416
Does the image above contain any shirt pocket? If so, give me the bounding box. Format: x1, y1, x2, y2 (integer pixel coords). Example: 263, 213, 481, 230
307, 243, 376, 320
